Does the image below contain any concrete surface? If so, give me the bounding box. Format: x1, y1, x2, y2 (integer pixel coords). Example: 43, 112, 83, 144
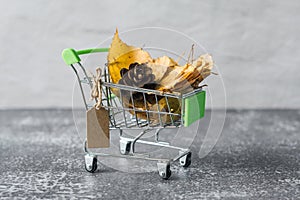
1, 0, 300, 109
0, 109, 299, 199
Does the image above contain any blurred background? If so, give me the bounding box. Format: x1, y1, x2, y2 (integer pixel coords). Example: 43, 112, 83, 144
1, 0, 299, 109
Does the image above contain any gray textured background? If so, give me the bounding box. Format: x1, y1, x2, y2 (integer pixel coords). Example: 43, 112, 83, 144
1, 0, 300, 109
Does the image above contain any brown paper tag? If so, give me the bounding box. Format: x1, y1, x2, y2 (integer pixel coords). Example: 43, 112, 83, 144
86, 107, 110, 148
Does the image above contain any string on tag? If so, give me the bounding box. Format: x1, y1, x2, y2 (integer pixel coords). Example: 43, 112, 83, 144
91, 67, 102, 109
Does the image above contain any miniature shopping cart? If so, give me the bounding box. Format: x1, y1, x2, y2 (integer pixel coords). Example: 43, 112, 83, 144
62, 48, 206, 179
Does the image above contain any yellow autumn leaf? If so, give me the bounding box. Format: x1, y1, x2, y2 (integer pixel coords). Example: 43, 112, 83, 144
107, 29, 152, 84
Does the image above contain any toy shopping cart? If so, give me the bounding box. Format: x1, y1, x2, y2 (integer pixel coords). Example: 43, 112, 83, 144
62, 48, 206, 179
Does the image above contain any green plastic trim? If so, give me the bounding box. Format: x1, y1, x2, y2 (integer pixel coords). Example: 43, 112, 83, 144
110, 93, 116, 99
62, 48, 81, 65
77, 48, 109, 55
62, 48, 109, 65
183, 90, 206, 127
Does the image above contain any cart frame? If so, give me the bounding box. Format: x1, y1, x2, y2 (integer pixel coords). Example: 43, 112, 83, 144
62, 48, 206, 179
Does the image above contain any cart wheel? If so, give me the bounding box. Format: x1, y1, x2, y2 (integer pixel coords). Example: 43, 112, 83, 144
120, 139, 131, 155
84, 154, 97, 173
157, 162, 172, 180
179, 152, 192, 168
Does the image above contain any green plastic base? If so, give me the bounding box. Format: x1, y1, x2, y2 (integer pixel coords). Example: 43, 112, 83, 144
183, 91, 206, 127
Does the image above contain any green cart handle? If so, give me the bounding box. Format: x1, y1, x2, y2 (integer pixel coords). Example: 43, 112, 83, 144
62, 48, 109, 65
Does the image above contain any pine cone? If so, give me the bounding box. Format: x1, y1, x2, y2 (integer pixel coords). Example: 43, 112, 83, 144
119, 62, 155, 88
118, 62, 163, 119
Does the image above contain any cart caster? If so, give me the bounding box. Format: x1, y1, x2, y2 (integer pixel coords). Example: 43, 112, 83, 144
179, 152, 192, 168
157, 162, 172, 180
84, 154, 97, 173
120, 139, 131, 155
